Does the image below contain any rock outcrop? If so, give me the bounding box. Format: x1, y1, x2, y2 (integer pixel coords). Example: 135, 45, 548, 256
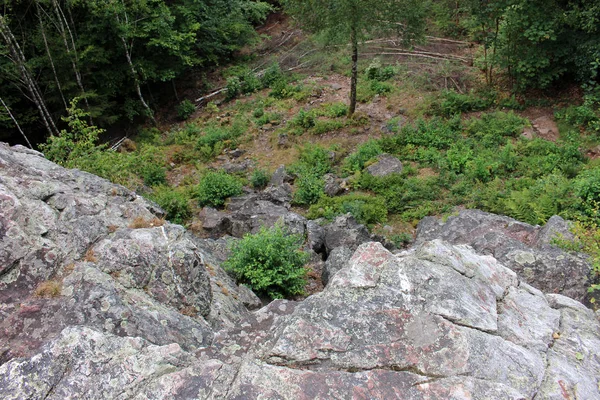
3, 239, 600, 399
365, 153, 403, 177
1, 144, 599, 399
416, 209, 593, 303
0, 143, 257, 364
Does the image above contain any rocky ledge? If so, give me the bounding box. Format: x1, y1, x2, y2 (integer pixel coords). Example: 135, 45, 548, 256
1, 143, 599, 399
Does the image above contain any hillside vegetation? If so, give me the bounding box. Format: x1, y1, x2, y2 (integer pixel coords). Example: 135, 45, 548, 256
5, 1, 600, 295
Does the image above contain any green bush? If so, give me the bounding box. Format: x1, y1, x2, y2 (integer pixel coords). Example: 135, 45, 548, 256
293, 173, 324, 205
343, 140, 383, 173
365, 58, 396, 81
321, 102, 348, 118
370, 80, 394, 95
260, 63, 285, 88
431, 90, 494, 117
224, 224, 309, 299
466, 111, 526, 146
176, 100, 196, 120
307, 193, 387, 226
574, 167, 600, 217
390, 233, 413, 248
225, 76, 242, 100
150, 186, 192, 225
504, 173, 574, 225
40, 98, 105, 166
291, 109, 316, 129
290, 144, 333, 177
250, 169, 270, 189
195, 172, 243, 208
140, 163, 167, 187
312, 119, 345, 134
195, 119, 247, 160
270, 79, 298, 99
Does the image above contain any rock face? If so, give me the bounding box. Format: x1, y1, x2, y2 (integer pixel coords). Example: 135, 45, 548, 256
416, 209, 593, 303
3, 239, 600, 399
2, 144, 600, 399
0, 143, 257, 363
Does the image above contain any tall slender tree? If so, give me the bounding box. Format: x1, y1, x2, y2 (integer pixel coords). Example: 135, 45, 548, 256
282, 0, 426, 115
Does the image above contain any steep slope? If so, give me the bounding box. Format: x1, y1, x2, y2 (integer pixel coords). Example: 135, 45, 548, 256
1, 143, 599, 399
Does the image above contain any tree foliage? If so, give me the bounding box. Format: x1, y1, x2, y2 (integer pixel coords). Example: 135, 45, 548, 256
281, 0, 426, 114
0, 0, 270, 143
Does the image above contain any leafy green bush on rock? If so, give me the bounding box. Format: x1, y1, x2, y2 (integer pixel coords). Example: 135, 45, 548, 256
224, 224, 309, 299
150, 186, 192, 225
195, 171, 243, 208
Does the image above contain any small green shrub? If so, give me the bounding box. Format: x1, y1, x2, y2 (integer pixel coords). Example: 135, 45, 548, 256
556, 91, 600, 134
574, 167, 600, 217
365, 58, 396, 81
140, 163, 167, 187
41, 98, 105, 166
504, 173, 575, 225
466, 111, 526, 146
150, 186, 192, 225
321, 102, 348, 118
446, 142, 473, 173
176, 100, 196, 120
307, 193, 387, 226
195, 172, 243, 208
256, 112, 283, 126
343, 140, 383, 173
370, 80, 394, 95
250, 169, 270, 189
270, 79, 298, 99
195, 119, 247, 160
291, 109, 316, 129
224, 224, 309, 299
390, 233, 412, 248
225, 76, 242, 100
260, 63, 285, 88
293, 173, 324, 205
290, 144, 333, 177
312, 119, 345, 134
431, 90, 494, 117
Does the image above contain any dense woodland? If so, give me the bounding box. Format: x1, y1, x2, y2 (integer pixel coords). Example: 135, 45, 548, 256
0, 0, 599, 145
0, 0, 272, 144
2, 1, 600, 297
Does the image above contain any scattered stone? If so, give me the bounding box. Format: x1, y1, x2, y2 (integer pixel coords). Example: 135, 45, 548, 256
365, 153, 403, 177
323, 173, 344, 197
330, 83, 343, 91
228, 149, 245, 158
221, 159, 254, 174
277, 133, 289, 148
269, 165, 292, 186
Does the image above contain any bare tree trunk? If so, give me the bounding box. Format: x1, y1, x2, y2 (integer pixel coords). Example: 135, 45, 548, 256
1, 97, 33, 149
172, 79, 179, 101
0, 15, 58, 136
349, 27, 358, 116
37, 3, 68, 110
120, 35, 156, 125
51, 0, 92, 121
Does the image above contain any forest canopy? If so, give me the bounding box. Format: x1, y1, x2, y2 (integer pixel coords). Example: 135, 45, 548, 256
0, 0, 271, 142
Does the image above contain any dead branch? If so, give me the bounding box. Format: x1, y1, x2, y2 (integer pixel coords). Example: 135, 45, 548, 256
363, 52, 466, 63
426, 36, 472, 45
195, 88, 227, 103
